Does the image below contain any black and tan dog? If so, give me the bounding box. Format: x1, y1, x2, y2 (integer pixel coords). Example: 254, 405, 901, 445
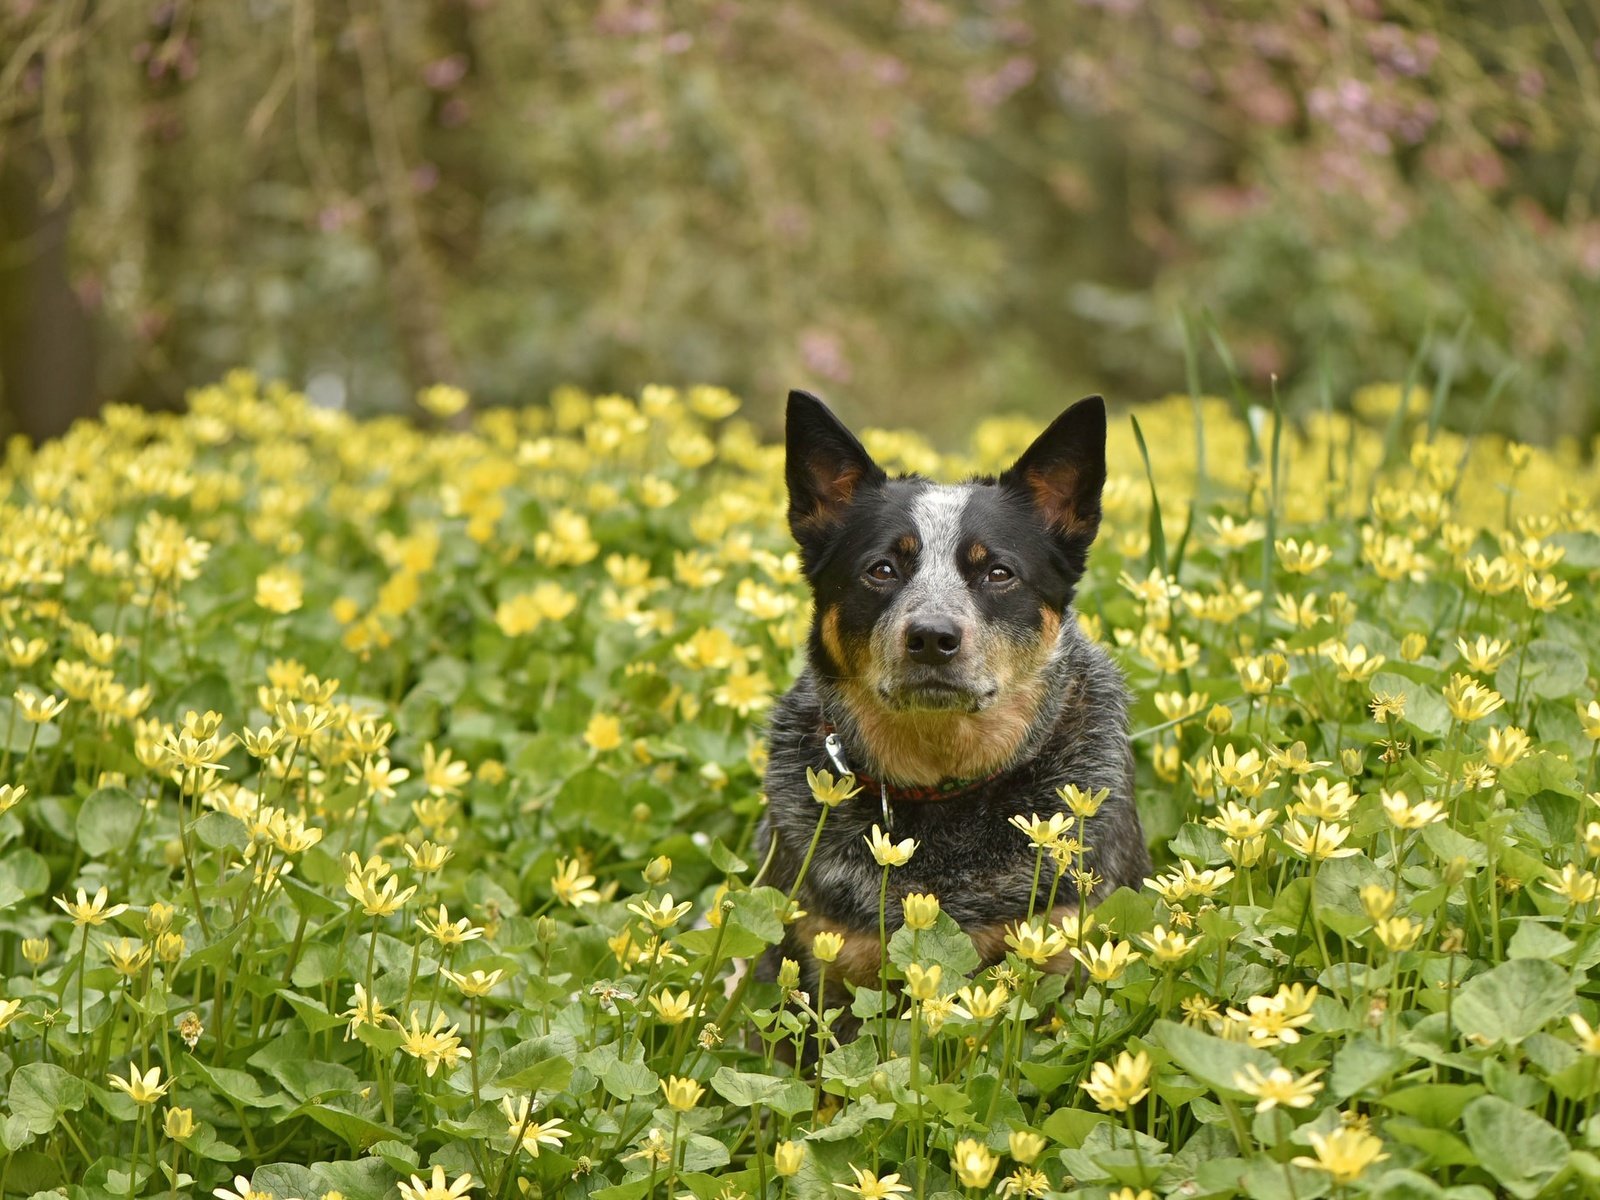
757, 390, 1150, 1005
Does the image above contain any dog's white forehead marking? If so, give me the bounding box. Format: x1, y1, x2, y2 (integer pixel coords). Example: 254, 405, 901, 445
903, 485, 975, 618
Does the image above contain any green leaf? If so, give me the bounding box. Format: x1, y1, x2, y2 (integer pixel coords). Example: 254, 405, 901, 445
1328, 1036, 1410, 1100
1452, 959, 1575, 1046
1378, 1083, 1484, 1126
1461, 1095, 1570, 1199
191, 810, 249, 851
292, 1103, 400, 1152
1496, 640, 1586, 702
709, 1067, 812, 1118
1150, 1019, 1278, 1096
75, 787, 143, 857
7, 1063, 87, 1135
1371, 671, 1452, 737
888, 911, 980, 979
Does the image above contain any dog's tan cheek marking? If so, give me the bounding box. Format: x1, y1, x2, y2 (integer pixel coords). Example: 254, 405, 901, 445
821, 604, 851, 674
966, 904, 1079, 972
792, 915, 883, 987
895, 534, 920, 558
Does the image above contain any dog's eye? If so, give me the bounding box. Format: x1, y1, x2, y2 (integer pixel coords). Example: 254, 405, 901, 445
984, 565, 1014, 584
865, 560, 898, 583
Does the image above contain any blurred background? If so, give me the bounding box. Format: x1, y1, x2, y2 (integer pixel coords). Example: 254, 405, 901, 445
2, 0, 1598, 444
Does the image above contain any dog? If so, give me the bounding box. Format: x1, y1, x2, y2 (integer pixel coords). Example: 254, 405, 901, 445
756, 390, 1150, 1016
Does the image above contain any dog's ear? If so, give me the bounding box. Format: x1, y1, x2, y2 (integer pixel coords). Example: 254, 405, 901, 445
786, 389, 886, 549
999, 395, 1107, 547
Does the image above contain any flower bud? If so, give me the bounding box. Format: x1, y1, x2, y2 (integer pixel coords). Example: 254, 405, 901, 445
777, 958, 800, 990
1204, 705, 1234, 735
146, 902, 175, 935
812, 931, 844, 964
1401, 632, 1427, 661
901, 892, 940, 931
1340, 747, 1364, 776
773, 1140, 806, 1177
162, 1107, 195, 1140
643, 855, 672, 885
21, 937, 49, 965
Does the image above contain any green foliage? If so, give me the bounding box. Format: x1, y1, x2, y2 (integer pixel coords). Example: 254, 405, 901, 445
0, 375, 1596, 1199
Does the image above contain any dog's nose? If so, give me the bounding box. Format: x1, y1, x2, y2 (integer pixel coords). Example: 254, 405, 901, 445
906, 620, 962, 665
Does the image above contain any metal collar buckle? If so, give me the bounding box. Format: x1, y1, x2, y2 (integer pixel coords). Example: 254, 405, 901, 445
823, 730, 892, 833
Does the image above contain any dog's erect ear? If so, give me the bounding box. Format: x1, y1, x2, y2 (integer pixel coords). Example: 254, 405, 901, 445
785, 389, 886, 547
999, 396, 1107, 546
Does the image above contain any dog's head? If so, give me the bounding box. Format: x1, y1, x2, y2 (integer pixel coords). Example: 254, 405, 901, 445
785, 390, 1106, 724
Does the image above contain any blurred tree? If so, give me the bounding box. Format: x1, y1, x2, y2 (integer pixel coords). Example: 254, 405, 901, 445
0, 0, 1596, 441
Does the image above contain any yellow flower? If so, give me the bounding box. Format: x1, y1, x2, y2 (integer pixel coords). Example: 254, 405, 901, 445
551, 858, 602, 907
1326, 642, 1385, 682
1080, 1050, 1152, 1112
1522, 572, 1571, 612
1205, 802, 1276, 840
648, 988, 699, 1025
812, 930, 845, 963
1579, 700, 1600, 740
1484, 725, 1532, 768
1291, 1124, 1388, 1184
627, 893, 693, 929
901, 892, 941, 930
1463, 554, 1518, 596
0, 783, 28, 817
711, 663, 773, 715
162, 1106, 196, 1140
1281, 819, 1359, 861
1276, 537, 1333, 573
865, 824, 917, 867
904, 962, 942, 1001
806, 767, 863, 807
417, 384, 470, 418
397, 1165, 475, 1200
1360, 884, 1396, 921
1381, 788, 1445, 829
837, 1166, 913, 1199
1058, 784, 1110, 819
400, 1009, 472, 1077
14, 689, 68, 723
1233, 1064, 1323, 1110
212, 1174, 274, 1200
254, 566, 303, 614
1003, 918, 1067, 966
441, 968, 505, 998
344, 870, 417, 916
1443, 672, 1506, 723
773, 1140, 806, 1176
54, 886, 130, 927
583, 713, 623, 752
1069, 938, 1140, 983
107, 1063, 170, 1105
1008, 1129, 1047, 1164
341, 983, 388, 1039
951, 1138, 999, 1188
1008, 811, 1073, 847
1142, 924, 1202, 965
104, 937, 152, 977
500, 1095, 572, 1157
958, 982, 1010, 1020
1544, 863, 1600, 905
1373, 916, 1423, 953
1569, 1013, 1600, 1055
1457, 635, 1511, 673
21, 938, 49, 965
661, 1075, 704, 1112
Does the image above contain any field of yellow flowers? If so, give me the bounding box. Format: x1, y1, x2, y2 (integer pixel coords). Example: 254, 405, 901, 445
2, 376, 1599, 1200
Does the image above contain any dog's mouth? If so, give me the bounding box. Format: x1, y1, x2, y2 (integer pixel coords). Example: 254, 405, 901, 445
877, 678, 999, 713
